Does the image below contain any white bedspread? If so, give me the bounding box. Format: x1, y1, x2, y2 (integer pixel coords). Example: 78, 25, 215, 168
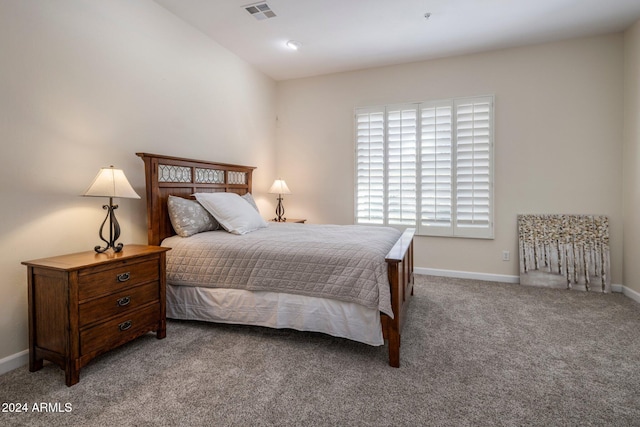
162, 223, 400, 317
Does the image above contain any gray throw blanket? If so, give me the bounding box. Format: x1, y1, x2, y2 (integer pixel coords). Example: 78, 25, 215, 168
162, 223, 401, 317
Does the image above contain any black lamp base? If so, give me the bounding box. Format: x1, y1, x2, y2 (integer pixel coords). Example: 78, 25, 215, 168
272, 195, 286, 222
94, 199, 124, 253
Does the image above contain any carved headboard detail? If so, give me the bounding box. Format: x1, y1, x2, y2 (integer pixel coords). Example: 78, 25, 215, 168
136, 153, 256, 246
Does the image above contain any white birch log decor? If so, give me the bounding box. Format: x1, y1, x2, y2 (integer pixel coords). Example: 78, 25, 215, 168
517, 214, 610, 292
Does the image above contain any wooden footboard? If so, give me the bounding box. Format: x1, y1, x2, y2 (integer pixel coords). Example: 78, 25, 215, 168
382, 228, 415, 368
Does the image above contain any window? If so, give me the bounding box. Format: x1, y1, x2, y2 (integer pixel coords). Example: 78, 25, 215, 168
355, 96, 494, 238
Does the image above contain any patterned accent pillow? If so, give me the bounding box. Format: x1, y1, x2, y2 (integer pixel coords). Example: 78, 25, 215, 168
167, 195, 219, 237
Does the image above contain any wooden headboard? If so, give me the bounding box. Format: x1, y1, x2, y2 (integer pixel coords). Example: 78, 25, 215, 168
136, 153, 256, 246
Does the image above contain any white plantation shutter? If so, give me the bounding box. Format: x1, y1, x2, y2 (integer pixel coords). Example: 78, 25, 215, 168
387, 105, 418, 225
355, 96, 493, 238
420, 101, 453, 235
356, 108, 385, 224
454, 97, 493, 237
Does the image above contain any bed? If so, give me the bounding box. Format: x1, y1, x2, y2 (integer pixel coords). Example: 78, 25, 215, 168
136, 152, 414, 367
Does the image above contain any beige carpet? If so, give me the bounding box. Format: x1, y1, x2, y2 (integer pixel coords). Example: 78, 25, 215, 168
1, 275, 639, 426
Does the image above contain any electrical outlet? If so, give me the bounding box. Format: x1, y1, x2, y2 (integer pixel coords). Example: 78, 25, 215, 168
502, 250, 510, 261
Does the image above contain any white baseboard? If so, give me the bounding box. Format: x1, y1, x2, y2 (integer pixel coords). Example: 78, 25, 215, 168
415, 268, 629, 296
621, 285, 640, 304
0, 349, 28, 376
415, 267, 520, 284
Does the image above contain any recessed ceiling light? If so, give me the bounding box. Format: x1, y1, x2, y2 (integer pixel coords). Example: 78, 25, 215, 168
286, 40, 301, 50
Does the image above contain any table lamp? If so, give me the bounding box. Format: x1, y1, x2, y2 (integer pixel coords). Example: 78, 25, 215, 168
83, 166, 140, 253
268, 179, 291, 222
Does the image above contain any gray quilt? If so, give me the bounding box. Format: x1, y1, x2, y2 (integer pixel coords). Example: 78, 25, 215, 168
162, 223, 401, 317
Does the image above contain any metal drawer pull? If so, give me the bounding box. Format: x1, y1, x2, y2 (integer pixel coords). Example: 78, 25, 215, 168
119, 320, 132, 331
116, 296, 131, 307
117, 272, 130, 282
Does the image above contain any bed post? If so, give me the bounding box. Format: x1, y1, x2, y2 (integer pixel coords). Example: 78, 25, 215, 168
137, 153, 161, 245
384, 228, 415, 368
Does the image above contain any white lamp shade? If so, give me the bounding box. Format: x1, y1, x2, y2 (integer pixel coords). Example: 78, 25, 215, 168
83, 166, 140, 199
268, 179, 291, 195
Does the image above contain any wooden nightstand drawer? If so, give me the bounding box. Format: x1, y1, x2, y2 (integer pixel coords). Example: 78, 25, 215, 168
79, 258, 159, 301
80, 304, 160, 356
79, 282, 160, 328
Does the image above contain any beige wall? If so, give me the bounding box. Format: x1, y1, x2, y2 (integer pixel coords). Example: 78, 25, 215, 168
623, 20, 640, 294
0, 0, 276, 360
276, 35, 624, 282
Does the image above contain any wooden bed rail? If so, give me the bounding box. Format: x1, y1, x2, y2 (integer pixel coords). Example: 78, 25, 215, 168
383, 228, 415, 367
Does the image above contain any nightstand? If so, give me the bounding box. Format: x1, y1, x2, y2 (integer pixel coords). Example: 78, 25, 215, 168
270, 218, 306, 223
22, 245, 170, 386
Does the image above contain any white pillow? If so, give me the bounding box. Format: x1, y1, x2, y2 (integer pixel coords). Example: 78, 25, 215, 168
194, 192, 268, 235
241, 192, 260, 213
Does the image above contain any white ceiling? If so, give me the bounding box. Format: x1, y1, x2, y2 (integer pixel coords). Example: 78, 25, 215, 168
154, 0, 640, 81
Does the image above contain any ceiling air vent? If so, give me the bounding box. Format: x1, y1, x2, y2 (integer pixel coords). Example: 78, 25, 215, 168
244, 2, 276, 20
